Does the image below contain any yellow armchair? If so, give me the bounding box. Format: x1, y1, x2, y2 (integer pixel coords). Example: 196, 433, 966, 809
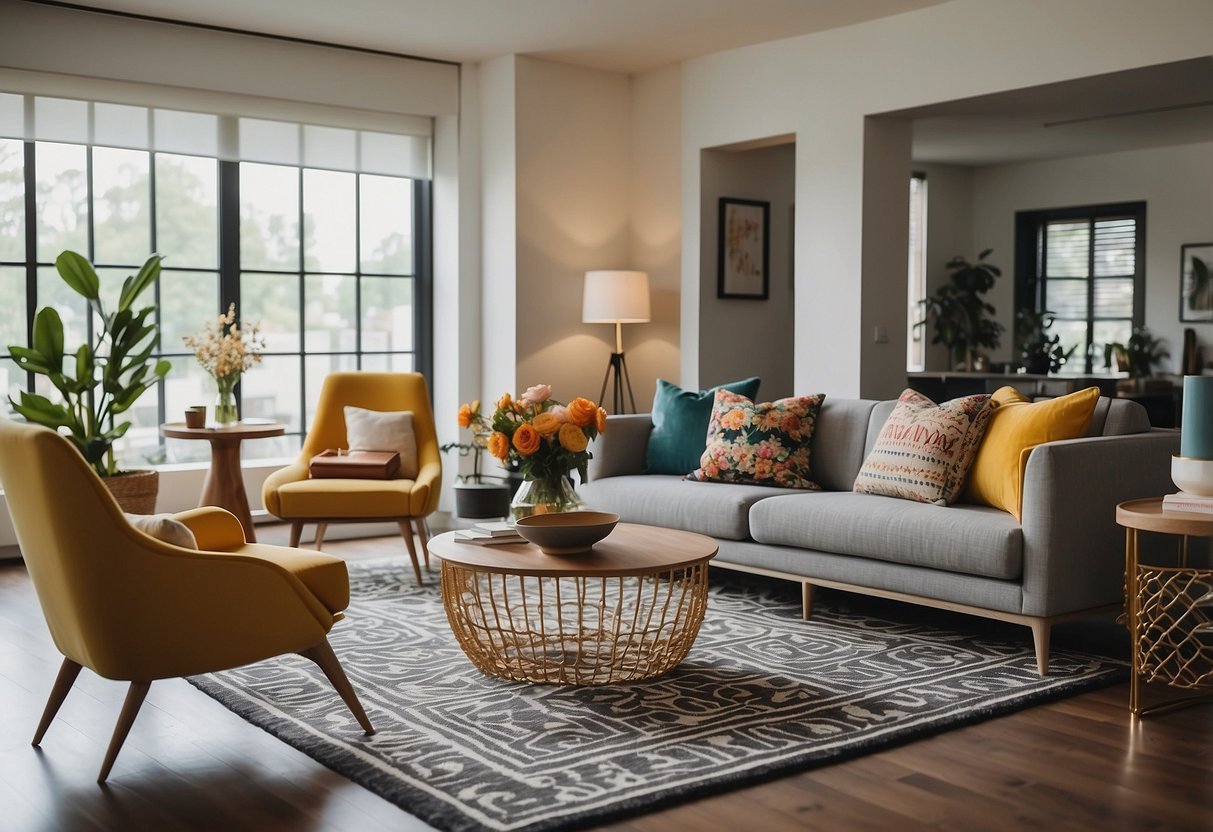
0, 419, 374, 783
262, 371, 442, 583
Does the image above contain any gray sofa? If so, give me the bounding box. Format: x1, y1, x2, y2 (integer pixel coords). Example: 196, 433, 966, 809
579, 396, 1178, 674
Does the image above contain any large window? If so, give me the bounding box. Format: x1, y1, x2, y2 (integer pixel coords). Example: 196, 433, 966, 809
1014, 202, 1145, 374
0, 96, 429, 467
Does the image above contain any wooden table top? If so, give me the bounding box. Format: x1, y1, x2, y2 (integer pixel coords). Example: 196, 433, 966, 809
161, 420, 286, 441
430, 522, 718, 577
1116, 497, 1213, 537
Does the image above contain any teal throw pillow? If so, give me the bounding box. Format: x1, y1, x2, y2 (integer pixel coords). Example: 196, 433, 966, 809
645, 376, 761, 475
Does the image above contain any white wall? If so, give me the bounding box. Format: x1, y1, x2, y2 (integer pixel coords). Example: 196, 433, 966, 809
917, 162, 976, 371
972, 141, 1213, 371
678, 0, 1213, 400
699, 143, 796, 397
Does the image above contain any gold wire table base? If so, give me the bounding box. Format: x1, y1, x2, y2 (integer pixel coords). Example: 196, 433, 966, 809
440, 561, 711, 685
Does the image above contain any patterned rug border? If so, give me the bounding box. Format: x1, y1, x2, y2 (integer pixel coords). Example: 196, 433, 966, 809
189, 559, 1128, 832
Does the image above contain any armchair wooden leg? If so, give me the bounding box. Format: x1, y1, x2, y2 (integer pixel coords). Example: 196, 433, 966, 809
98, 681, 151, 783
32, 658, 82, 746
314, 523, 329, 550
289, 521, 304, 548
397, 521, 424, 585
412, 518, 431, 570
299, 640, 374, 735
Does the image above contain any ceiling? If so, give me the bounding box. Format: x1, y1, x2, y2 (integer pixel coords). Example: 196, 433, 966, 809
66, 0, 947, 74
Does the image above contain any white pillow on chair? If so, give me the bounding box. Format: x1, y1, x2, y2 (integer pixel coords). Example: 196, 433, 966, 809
124, 513, 198, 549
343, 406, 419, 479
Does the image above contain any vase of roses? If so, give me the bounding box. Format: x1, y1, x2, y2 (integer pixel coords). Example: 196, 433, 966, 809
183, 304, 265, 426
458, 384, 606, 522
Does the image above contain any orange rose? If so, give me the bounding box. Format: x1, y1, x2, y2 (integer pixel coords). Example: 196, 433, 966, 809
457, 400, 479, 428
558, 423, 589, 453
532, 411, 562, 436
567, 396, 597, 427
512, 423, 541, 456
487, 431, 510, 461
497, 392, 513, 412
595, 406, 607, 433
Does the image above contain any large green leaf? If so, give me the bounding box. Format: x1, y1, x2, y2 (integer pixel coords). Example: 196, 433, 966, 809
31, 307, 65, 368
8, 345, 54, 375
117, 255, 163, 312
10, 391, 71, 429
55, 251, 100, 300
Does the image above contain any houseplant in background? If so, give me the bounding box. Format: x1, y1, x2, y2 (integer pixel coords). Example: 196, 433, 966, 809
919, 250, 1004, 371
8, 251, 169, 512
480, 384, 606, 521
183, 303, 265, 425
442, 399, 512, 519
1015, 308, 1075, 374
1104, 327, 1170, 378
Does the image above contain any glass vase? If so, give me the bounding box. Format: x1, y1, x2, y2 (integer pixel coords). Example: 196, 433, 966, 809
214, 374, 239, 426
509, 474, 584, 522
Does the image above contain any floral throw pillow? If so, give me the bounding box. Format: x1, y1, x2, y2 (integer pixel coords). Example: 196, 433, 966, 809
688, 389, 826, 489
853, 388, 995, 506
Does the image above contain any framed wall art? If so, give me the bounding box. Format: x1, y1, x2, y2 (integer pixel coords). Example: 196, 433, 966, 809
1180, 242, 1213, 323
718, 197, 769, 299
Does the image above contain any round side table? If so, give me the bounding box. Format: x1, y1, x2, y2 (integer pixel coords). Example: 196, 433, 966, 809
1116, 497, 1213, 717
161, 421, 285, 542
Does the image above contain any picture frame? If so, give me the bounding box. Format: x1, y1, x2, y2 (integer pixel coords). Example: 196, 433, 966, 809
1180, 242, 1213, 323
717, 198, 770, 299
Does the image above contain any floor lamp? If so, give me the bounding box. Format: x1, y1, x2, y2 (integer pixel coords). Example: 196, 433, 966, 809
583, 270, 650, 413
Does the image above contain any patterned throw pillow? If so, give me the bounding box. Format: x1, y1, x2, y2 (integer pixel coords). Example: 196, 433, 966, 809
853, 389, 996, 505
688, 389, 825, 489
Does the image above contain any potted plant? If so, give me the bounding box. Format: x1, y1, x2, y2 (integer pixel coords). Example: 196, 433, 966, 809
443, 399, 513, 519
1104, 327, 1170, 378
1015, 309, 1075, 374
8, 251, 169, 512
919, 250, 1004, 371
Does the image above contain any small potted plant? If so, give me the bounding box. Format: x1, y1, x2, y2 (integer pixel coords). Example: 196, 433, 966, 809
1104, 327, 1170, 379
1015, 309, 1075, 375
8, 251, 169, 512
919, 250, 1004, 371
442, 399, 512, 519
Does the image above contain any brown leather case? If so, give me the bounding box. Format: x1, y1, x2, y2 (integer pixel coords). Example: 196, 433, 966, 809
309, 449, 401, 479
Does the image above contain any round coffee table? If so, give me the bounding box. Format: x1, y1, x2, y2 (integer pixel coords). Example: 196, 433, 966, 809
430, 523, 717, 685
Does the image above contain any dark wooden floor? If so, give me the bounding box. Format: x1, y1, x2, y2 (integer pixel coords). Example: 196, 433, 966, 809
1, 526, 1210, 831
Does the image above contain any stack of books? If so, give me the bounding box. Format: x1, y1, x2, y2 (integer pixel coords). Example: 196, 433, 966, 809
454, 521, 525, 545
1161, 492, 1213, 515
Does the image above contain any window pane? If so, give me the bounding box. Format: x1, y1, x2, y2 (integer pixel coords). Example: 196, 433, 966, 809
241, 354, 301, 431
36, 265, 88, 352
92, 147, 150, 265
160, 270, 219, 354
35, 142, 88, 262
0, 139, 25, 261
0, 266, 25, 351
1045, 279, 1087, 320
0, 357, 21, 415
359, 174, 412, 274
303, 273, 356, 351
1044, 221, 1089, 278
1050, 319, 1088, 371
1093, 218, 1135, 277
361, 276, 413, 351
240, 163, 299, 271
241, 432, 300, 462
242, 272, 300, 353
361, 353, 414, 373
156, 154, 218, 269
303, 169, 355, 272
305, 353, 357, 426
1093, 278, 1134, 319
1094, 320, 1133, 368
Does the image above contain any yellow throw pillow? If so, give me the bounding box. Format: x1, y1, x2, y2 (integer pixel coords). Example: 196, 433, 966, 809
964, 386, 1101, 519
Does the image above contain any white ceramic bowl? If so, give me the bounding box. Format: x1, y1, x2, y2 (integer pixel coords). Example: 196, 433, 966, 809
1171, 455, 1213, 496
514, 511, 620, 554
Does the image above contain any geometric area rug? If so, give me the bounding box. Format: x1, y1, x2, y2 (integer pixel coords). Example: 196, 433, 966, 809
189, 558, 1127, 832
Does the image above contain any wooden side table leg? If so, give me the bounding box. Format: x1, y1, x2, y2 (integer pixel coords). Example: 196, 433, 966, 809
200, 438, 256, 542
1128, 527, 1141, 716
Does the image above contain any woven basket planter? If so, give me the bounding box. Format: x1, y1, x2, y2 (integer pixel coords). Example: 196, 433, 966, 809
103, 469, 160, 514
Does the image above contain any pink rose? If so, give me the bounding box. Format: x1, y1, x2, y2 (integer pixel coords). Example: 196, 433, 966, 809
521, 383, 552, 405
547, 404, 570, 423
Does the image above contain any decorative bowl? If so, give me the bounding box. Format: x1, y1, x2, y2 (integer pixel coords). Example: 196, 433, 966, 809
1172, 455, 1213, 497
514, 511, 620, 554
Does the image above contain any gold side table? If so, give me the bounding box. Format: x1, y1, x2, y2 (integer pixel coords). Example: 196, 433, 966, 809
430, 523, 717, 685
1116, 498, 1213, 717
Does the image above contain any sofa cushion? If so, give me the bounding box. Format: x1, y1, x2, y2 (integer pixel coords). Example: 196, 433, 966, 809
749, 491, 1023, 580
853, 389, 995, 506
963, 386, 1099, 520
578, 474, 789, 541
809, 398, 879, 491
688, 389, 825, 489
645, 377, 761, 475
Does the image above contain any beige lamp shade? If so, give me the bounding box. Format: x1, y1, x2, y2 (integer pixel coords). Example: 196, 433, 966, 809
582, 270, 651, 324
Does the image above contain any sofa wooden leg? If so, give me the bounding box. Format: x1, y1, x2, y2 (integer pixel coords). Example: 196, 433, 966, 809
314, 523, 329, 550
802, 583, 815, 620
1031, 620, 1051, 676
300, 639, 374, 735
32, 657, 82, 746
289, 522, 304, 548
398, 521, 424, 584
98, 680, 151, 783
